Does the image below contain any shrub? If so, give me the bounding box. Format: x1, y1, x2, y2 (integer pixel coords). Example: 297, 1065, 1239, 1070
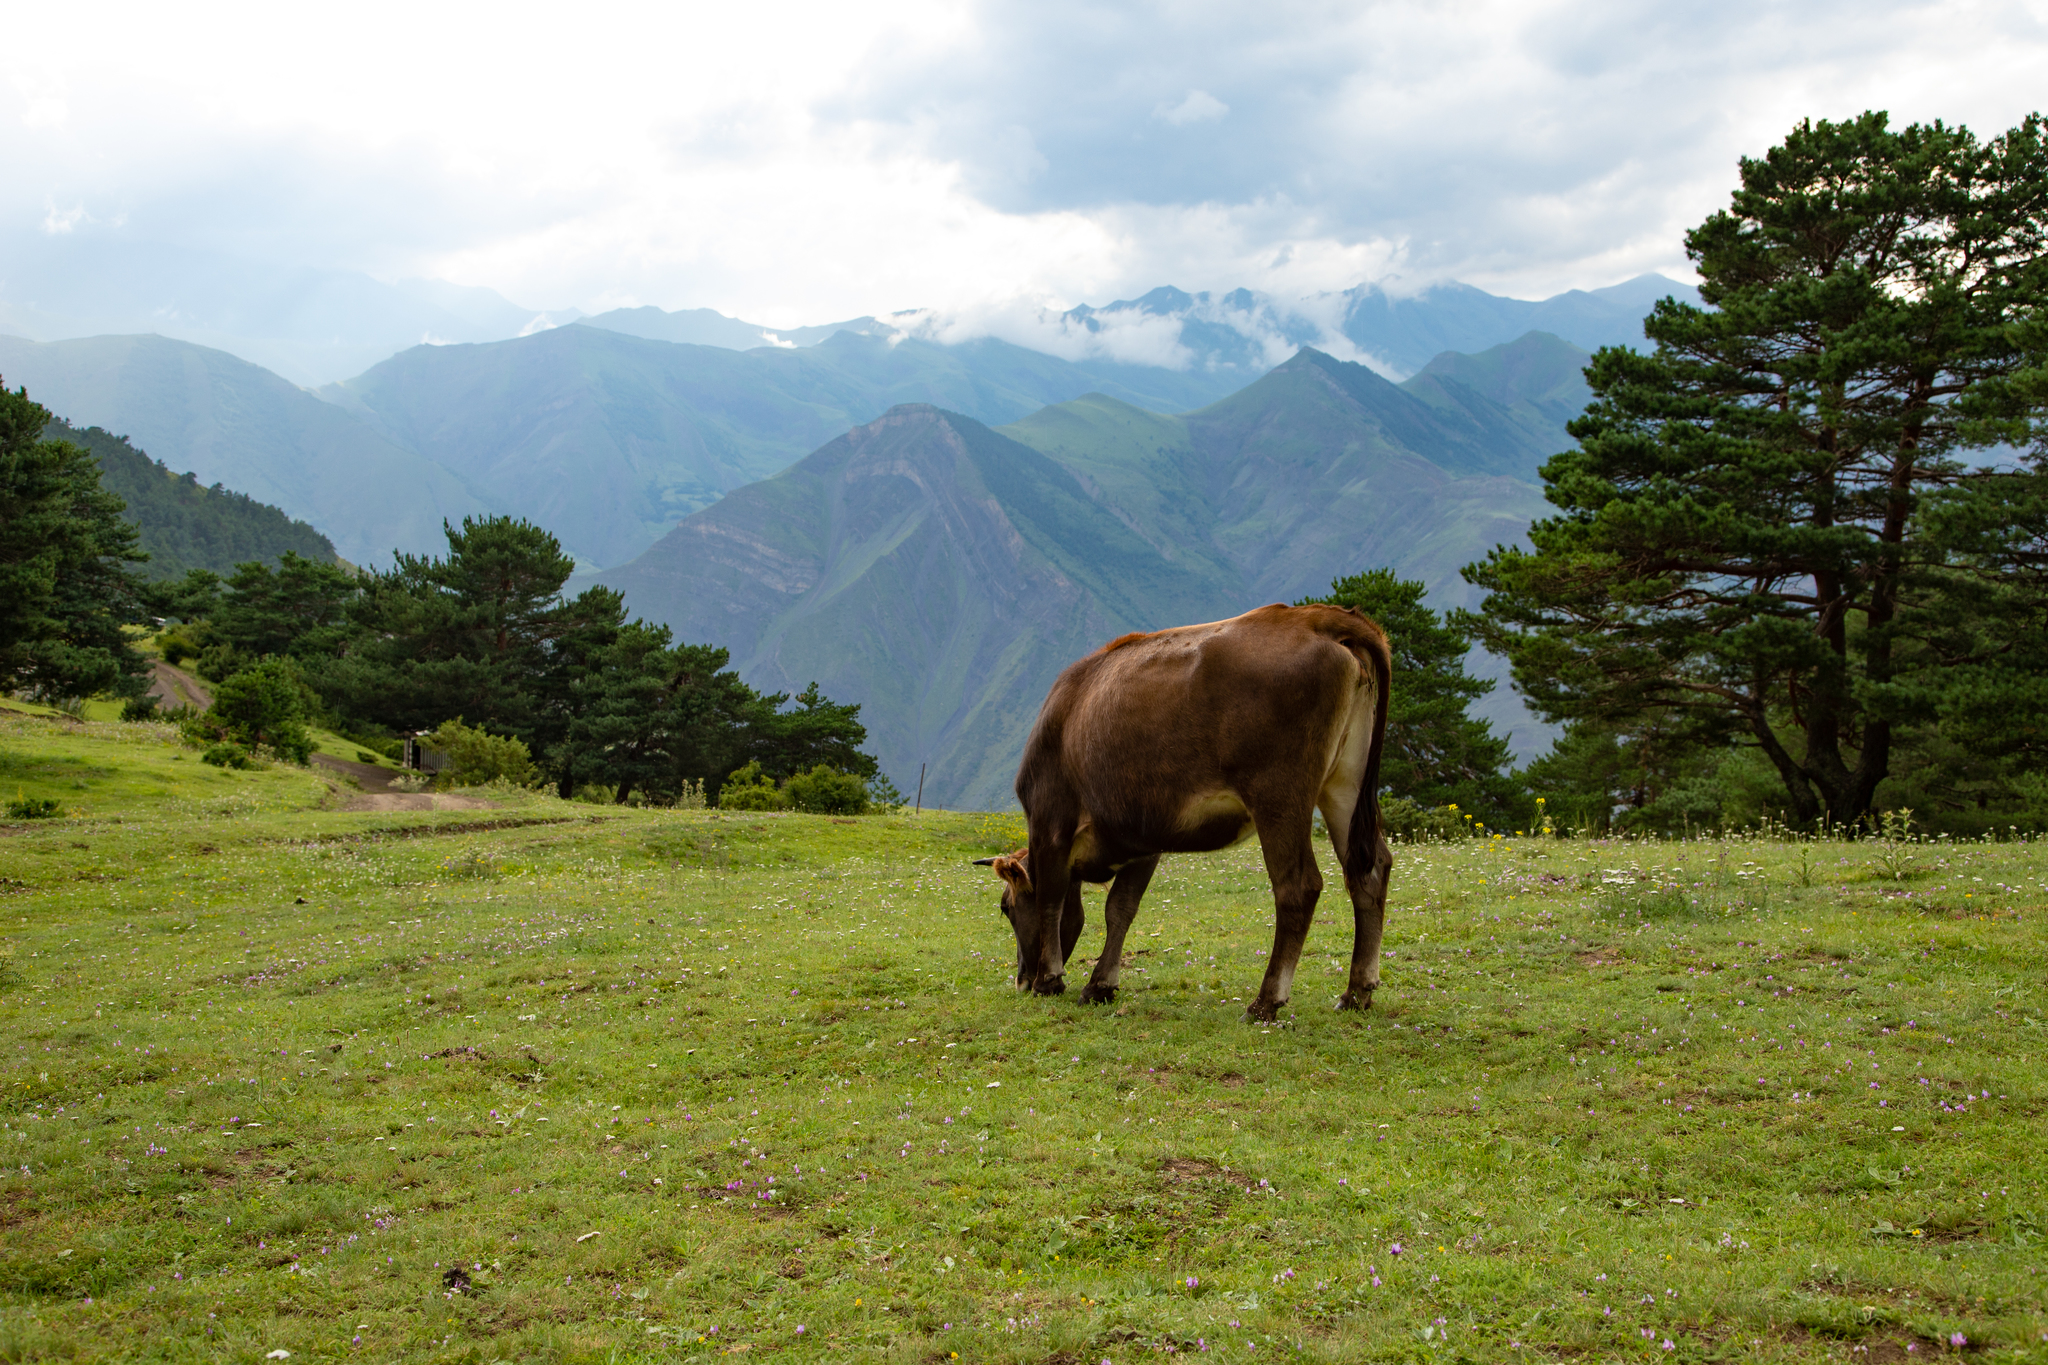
6, 792, 63, 820
718, 761, 787, 811
201, 743, 252, 769
120, 694, 162, 722
1381, 797, 1470, 842
156, 629, 199, 667
194, 641, 250, 683
785, 764, 871, 815
421, 718, 537, 788
206, 658, 313, 764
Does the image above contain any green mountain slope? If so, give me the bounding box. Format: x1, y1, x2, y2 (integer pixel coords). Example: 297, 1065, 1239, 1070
602, 346, 1557, 809
0, 333, 482, 565
324, 325, 1250, 568
598, 404, 1225, 805
45, 419, 338, 578
1401, 330, 1592, 471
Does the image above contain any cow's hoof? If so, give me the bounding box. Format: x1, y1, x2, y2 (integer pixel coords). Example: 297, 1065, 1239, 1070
1336, 988, 1375, 1012
1031, 974, 1067, 997
1078, 982, 1117, 1005
1244, 999, 1281, 1023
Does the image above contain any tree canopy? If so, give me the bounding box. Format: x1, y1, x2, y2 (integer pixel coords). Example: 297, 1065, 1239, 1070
149, 514, 881, 805
1466, 111, 2048, 829
0, 382, 149, 701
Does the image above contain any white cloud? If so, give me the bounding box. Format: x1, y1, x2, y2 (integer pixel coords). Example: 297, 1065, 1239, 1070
1156, 90, 1229, 126
1, 0, 2044, 333
41, 202, 87, 235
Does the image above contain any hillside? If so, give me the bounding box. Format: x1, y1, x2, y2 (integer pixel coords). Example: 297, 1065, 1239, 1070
601, 345, 1560, 809
323, 325, 1248, 567
45, 419, 338, 578
0, 333, 483, 565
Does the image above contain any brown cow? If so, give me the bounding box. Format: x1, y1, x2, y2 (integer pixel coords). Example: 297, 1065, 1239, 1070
976, 603, 1393, 1021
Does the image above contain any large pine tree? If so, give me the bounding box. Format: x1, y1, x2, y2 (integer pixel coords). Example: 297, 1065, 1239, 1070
0, 383, 149, 701
1466, 112, 2048, 827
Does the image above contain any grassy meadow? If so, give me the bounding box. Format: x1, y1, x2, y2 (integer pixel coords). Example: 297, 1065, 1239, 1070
0, 710, 2043, 1363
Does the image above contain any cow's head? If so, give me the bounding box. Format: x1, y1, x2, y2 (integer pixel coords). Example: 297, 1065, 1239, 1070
973, 849, 1034, 981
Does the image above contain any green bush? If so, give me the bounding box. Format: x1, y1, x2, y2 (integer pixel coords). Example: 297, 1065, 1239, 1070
5, 793, 63, 820
785, 764, 871, 815
156, 629, 199, 667
120, 694, 162, 722
194, 641, 250, 683
717, 761, 787, 811
1380, 796, 1470, 841
201, 658, 314, 764
421, 718, 537, 789
200, 743, 251, 769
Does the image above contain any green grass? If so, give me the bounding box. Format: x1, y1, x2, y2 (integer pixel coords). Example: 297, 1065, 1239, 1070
0, 712, 2043, 1362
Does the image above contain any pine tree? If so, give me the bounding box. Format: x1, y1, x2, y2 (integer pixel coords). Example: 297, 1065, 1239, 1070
1466, 112, 2048, 827
0, 382, 149, 700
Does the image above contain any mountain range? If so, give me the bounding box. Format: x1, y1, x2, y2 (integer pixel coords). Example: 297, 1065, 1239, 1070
0, 273, 1666, 573
319, 326, 1257, 567
598, 334, 1585, 809
2, 268, 1636, 806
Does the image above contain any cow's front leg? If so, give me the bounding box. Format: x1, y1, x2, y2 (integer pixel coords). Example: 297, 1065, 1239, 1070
1338, 830, 1393, 1011
1027, 838, 1075, 996
1248, 810, 1321, 1022
1080, 855, 1158, 1004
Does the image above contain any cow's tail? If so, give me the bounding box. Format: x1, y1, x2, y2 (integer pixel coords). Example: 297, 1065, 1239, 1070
1343, 621, 1392, 886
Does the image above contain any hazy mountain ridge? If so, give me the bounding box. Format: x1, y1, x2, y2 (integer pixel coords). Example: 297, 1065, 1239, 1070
0, 333, 485, 567
600, 339, 1575, 809
0, 272, 1651, 573
320, 325, 1254, 567
0, 234, 577, 387
1025, 273, 1694, 382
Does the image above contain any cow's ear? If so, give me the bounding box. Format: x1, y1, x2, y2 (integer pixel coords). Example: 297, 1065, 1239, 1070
987, 849, 1032, 892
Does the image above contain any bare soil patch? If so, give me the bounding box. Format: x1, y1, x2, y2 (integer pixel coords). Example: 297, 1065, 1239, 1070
338, 793, 501, 812
147, 661, 212, 711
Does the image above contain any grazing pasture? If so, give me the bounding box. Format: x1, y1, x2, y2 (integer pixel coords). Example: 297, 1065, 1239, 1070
0, 711, 2042, 1362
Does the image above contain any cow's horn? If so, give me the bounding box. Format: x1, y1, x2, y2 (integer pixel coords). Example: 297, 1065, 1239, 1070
972, 856, 999, 866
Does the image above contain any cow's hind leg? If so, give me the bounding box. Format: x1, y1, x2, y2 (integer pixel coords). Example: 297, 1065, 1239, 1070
1320, 789, 1393, 1011
1247, 807, 1322, 1023
1079, 855, 1158, 1005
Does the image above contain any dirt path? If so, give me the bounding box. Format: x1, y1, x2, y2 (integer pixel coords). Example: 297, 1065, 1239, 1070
335, 793, 500, 812
312, 752, 399, 793
310, 754, 500, 812
148, 662, 212, 711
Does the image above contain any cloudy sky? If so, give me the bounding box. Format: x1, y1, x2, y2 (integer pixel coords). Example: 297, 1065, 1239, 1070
7, 0, 2048, 325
